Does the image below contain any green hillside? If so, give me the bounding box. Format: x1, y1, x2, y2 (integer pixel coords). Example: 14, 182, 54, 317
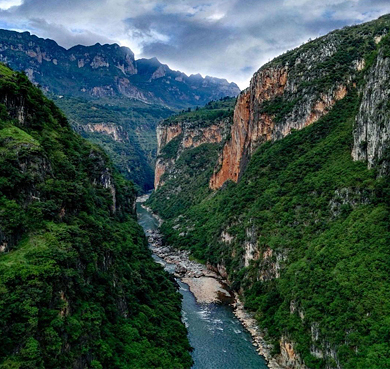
0, 64, 192, 369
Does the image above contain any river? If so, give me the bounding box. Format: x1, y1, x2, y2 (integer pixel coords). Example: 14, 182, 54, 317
137, 200, 269, 369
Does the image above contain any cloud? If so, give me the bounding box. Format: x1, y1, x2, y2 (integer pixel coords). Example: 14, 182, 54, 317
0, 0, 389, 89
27, 18, 116, 48
0, 0, 22, 10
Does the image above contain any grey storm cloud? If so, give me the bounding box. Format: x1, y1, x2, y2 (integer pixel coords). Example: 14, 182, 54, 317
1, 0, 390, 88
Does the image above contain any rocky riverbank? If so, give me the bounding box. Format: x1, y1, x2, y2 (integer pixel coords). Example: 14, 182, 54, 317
233, 298, 284, 369
139, 199, 284, 369
146, 228, 233, 304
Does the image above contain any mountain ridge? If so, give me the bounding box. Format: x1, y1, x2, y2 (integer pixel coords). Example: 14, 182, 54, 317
0, 28, 239, 106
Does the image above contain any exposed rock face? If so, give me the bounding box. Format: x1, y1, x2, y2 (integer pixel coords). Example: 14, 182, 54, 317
150, 65, 167, 80
82, 123, 128, 142
278, 337, 308, 369
210, 90, 251, 188
156, 124, 183, 156
154, 158, 174, 189
1, 93, 27, 125
352, 50, 390, 174
210, 63, 349, 189
88, 150, 127, 214
155, 115, 231, 189
243, 226, 259, 267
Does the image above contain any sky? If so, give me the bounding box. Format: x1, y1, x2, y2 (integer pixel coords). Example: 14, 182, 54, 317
0, 0, 390, 89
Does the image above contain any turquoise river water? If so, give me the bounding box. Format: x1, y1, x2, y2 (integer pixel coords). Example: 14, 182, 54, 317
137, 201, 269, 369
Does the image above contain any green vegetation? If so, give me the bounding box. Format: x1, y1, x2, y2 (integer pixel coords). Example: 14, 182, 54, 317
0, 64, 14, 78
51, 95, 175, 192
161, 97, 235, 127
152, 143, 221, 221
159, 134, 183, 160
261, 97, 300, 123
0, 65, 192, 368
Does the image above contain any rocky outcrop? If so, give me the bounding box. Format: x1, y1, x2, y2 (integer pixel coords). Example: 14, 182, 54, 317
154, 158, 174, 189
278, 337, 308, 369
82, 123, 128, 142
156, 123, 183, 156
352, 49, 390, 174
0, 92, 27, 125
88, 150, 121, 214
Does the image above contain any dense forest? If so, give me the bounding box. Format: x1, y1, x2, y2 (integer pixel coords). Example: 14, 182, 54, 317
0, 64, 192, 369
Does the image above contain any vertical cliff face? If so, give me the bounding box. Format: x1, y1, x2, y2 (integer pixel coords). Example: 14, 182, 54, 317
154, 123, 184, 189
155, 157, 174, 189
352, 49, 390, 173
154, 100, 234, 189
210, 43, 353, 189
210, 66, 289, 189
156, 123, 183, 156
155, 121, 228, 188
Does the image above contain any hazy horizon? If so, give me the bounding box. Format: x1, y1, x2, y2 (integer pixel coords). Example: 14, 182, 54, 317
1, 0, 390, 89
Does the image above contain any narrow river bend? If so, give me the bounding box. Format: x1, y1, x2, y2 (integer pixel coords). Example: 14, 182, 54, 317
137, 200, 269, 369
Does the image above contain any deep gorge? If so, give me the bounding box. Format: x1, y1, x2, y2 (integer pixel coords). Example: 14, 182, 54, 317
1, 10, 390, 369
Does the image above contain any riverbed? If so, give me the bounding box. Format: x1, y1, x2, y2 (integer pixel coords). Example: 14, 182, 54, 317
136, 198, 270, 369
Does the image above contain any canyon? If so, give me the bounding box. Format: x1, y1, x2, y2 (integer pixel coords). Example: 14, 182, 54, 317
1, 9, 390, 369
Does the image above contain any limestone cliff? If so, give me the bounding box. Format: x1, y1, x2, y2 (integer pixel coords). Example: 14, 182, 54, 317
155, 120, 228, 188
210, 34, 355, 189
352, 48, 390, 174
155, 100, 234, 189
81, 122, 129, 142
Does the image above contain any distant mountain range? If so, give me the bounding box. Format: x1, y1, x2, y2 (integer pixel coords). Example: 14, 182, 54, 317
0, 29, 240, 190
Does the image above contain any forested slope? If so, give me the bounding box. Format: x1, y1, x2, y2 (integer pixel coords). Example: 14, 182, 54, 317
0, 64, 192, 369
